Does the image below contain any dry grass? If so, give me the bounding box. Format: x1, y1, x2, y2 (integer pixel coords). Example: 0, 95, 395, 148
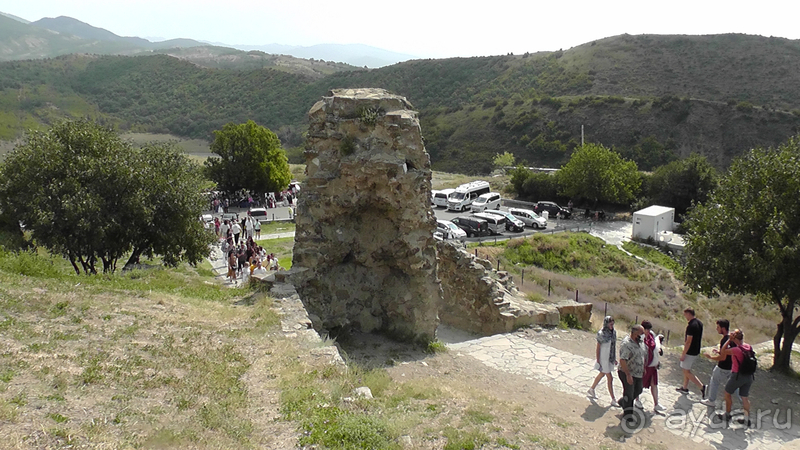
474, 232, 781, 347
431, 171, 509, 191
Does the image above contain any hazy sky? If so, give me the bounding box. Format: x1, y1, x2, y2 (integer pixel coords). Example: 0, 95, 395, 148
2, 0, 797, 58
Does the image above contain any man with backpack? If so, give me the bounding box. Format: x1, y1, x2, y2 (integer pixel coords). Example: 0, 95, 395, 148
717, 329, 756, 427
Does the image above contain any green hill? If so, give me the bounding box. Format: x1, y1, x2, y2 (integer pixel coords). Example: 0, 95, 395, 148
1, 33, 800, 173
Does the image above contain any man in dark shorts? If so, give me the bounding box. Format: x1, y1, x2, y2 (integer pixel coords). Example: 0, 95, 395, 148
677, 307, 706, 397
701, 319, 741, 408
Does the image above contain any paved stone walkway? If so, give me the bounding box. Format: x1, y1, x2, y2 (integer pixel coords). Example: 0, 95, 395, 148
447, 332, 800, 449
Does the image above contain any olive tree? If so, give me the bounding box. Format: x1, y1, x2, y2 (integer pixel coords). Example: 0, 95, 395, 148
682, 136, 800, 372
0, 119, 212, 274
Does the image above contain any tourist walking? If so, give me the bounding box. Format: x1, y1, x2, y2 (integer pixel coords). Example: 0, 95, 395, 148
701, 319, 741, 408
717, 329, 756, 427
254, 217, 261, 239
636, 320, 666, 413
618, 324, 646, 428
587, 316, 618, 407
677, 307, 706, 397
231, 221, 242, 246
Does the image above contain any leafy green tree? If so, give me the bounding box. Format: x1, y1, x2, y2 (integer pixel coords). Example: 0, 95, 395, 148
0, 119, 212, 274
682, 136, 800, 372
123, 142, 214, 269
647, 154, 718, 216
492, 151, 516, 170
204, 120, 291, 194
509, 165, 533, 195
557, 143, 641, 206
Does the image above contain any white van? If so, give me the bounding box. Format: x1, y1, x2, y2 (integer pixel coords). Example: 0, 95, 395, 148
447, 181, 491, 212
472, 212, 507, 235
471, 192, 502, 212
433, 188, 454, 208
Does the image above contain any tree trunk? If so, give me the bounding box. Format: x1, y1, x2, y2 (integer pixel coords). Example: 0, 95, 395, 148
772, 298, 799, 373
123, 248, 143, 271
68, 254, 80, 275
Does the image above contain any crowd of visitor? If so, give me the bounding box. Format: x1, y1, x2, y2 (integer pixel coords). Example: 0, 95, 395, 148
587, 308, 757, 431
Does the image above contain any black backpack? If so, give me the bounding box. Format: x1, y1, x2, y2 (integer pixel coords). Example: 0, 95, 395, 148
738, 347, 757, 376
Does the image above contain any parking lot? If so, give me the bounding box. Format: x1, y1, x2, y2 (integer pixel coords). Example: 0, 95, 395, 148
432, 204, 588, 243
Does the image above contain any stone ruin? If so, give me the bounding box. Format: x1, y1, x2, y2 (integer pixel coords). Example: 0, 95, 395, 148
289, 88, 592, 344
290, 88, 441, 344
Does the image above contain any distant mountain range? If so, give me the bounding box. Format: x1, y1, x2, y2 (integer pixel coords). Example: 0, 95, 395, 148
0, 12, 416, 68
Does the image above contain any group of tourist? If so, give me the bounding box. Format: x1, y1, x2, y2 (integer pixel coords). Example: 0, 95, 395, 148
215, 214, 262, 243
224, 237, 280, 284
215, 213, 281, 284
209, 186, 299, 213
587, 308, 756, 429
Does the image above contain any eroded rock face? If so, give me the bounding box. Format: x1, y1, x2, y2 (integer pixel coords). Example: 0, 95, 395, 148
290, 88, 440, 344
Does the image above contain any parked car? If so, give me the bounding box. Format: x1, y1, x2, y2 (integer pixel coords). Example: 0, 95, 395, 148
482, 210, 525, 232
533, 201, 571, 219
249, 207, 269, 222
436, 219, 467, 241
433, 189, 454, 208
470, 192, 502, 212
431, 190, 439, 205
221, 212, 239, 222
508, 208, 547, 229
472, 212, 507, 235
450, 216, 490, 238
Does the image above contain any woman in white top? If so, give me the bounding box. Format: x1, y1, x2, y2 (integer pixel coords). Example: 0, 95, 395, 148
588, 316, 618, 406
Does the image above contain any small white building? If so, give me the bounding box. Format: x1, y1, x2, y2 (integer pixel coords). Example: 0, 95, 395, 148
632, 205, 675, 242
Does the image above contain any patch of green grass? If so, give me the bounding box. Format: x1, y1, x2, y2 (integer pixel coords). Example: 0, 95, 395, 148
504, 233, 652, 280
426, 340, 448, 354
622, 241, 682, 274
464, 407, 494, 424
443, 427, 490, 450
256, 221, 296, 237
47, 412, 69, 423
497, 437, 521, 449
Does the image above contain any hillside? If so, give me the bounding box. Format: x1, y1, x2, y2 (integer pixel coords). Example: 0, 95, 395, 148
1, 33, 800, 172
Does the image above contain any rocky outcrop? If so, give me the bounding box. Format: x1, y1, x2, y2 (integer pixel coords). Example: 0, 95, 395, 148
436, 241, 561, 334
290, 88, 440, 344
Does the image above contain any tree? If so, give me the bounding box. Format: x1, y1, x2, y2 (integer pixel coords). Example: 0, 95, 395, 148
123, 142, 214, 269
204, 120, 291, 194
0, 119, 212, 274
557, 143, 641, 206
492, 151, 516, 171
646, 154, 718, 216
682, 136, 800, 372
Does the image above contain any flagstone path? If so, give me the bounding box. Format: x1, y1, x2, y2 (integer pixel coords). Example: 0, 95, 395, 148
446, 332, 800, 449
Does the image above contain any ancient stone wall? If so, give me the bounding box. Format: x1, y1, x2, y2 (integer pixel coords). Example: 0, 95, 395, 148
436, 241, 561, 334
290, 88, 440, 344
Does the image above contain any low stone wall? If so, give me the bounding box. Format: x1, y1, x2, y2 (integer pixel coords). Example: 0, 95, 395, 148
436, 241, 561, 334
554, 300, 593, 330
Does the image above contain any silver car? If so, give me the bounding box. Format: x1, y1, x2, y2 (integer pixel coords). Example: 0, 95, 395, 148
508, 208, 547, 229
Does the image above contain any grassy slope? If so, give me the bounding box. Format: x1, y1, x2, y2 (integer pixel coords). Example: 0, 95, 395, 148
476, 233, 779, 347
